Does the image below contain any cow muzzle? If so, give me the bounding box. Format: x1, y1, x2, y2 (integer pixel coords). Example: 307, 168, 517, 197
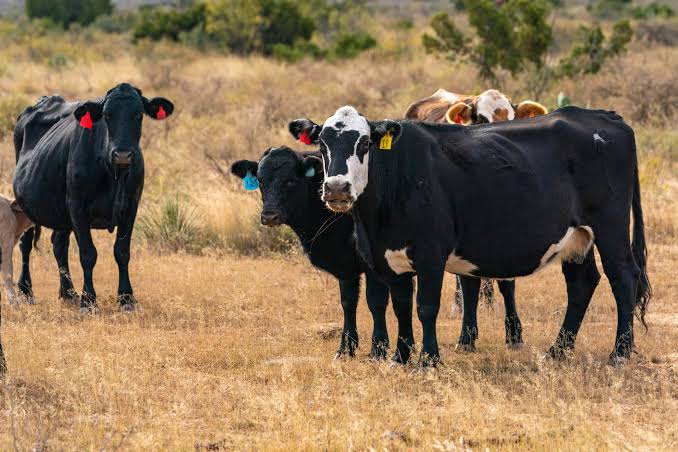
261, 210, 284, 227
322, 180, 353, 213
112, 150, 133, 167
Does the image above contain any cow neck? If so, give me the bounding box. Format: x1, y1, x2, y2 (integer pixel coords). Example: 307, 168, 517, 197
287, 178, 340, 251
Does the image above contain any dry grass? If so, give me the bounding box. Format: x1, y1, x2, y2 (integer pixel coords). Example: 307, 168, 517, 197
0, 239, 676, 450
0, 14, 677, 450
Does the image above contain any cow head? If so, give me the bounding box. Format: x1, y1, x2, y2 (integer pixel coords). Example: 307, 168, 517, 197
444, 89, 547, 125
289, 106, 401, 213
231, 147, 323, 226
73, 83, 173, 173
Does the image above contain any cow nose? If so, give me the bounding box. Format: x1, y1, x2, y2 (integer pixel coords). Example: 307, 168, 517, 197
261, 211, 282, 226
112, 150, 133, 166
323, 181, 351, 201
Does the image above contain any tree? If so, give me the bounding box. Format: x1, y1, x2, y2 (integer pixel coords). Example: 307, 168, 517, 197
26, 0, 113, 27
423, 0, 633, 97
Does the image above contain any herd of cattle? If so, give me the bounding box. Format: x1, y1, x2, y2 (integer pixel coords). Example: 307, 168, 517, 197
0, 83, 651, 374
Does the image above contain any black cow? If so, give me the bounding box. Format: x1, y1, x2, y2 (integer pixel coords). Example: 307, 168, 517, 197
13, 83, 173, 313
231, 147, 415, 362
289, 105, 651, 365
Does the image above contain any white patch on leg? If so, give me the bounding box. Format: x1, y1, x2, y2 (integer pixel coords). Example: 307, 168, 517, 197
385, 248, 414, 274
537, 226, 594, 272
445, 251, 478, 276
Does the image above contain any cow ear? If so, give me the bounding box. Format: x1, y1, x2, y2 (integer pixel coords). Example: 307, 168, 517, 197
515, 100, 548, 119
74, 102, 103, 126
300, 155, 322, 178
230, 160, 258, 179
370, 120, 402, 146
289, 119, 321, 145
143, 97, 174, 120
445, 102, 473, 125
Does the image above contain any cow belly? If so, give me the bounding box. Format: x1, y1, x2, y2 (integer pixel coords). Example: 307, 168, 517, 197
456, 225, 594, 279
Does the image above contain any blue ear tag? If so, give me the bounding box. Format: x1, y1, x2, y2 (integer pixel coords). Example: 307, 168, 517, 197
305, 166, 316, 178
243, 171, 259, 191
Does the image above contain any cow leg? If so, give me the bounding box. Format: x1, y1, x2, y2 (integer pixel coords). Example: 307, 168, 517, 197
336, 276, 360, 358
365, 269, 389, 360
416, 266, 444, 366
1, 238, 19, 306
114, 228, 137, 311
390, 274, 414, 364
0, 305, 5, 376
498, 280, 523, 347
548, 249, 600, 359
594, 229, 639, 364
69, 210, 98, 313
456, 276, 480, 352
51, 230, 78, 305
479, 278, 495, 307
452, 275, 463, 316
17, 227, 34, 303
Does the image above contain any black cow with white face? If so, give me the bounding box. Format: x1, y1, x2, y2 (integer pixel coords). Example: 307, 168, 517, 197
13, 83, 173, 312
231, 147, 415, 362
290, 105, 651, 365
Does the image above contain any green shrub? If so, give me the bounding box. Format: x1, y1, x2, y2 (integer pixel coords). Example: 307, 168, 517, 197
91, 12, 138, 34
204, 0, 262, 53
333, 31, 376, 59
25, 0, 113, 27
137, 196, 206, 254
271, 40, 325, 62
259, 0, 315, 54
133, 3, 206, 42
631, 3, 675, 20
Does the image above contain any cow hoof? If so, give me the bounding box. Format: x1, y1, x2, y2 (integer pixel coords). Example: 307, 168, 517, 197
79, 305, 99, 315
334, 349, 355, 360
60, 293, 80, 307
120, 302, 140, 313
506, 341, 525, 350
608, 353, 630, 368
546, 345, 569, 361
455, 342, 476, 353
369, 344, 388, 361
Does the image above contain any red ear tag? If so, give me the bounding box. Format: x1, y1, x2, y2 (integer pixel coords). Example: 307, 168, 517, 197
299, 130, 311, 145
156, 106, 167, 119
456, 113, 463, 125
80, 111, 93, 129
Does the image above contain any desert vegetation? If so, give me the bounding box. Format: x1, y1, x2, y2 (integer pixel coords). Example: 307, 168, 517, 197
0, 0, 677, 449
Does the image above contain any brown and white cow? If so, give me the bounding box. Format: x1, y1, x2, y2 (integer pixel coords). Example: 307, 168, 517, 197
404, 88, 548, 340
404, 88, 548, 125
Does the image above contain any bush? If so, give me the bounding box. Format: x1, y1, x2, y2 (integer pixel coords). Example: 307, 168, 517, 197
204, 0, 262, 54
137, 196, 206, 254
259, 0, 315, 54
25, 0, 113, 27
271, 40, 326, 62
133, 4, 206, 42
333, 31, 376, 59
92, 12, 138, 34
631, 3, 675, 20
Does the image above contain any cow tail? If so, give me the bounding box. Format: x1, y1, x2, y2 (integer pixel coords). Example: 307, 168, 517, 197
631, 164, 651, 331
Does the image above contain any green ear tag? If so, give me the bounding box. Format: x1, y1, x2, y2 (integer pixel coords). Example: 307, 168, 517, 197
305, 167, 316, 177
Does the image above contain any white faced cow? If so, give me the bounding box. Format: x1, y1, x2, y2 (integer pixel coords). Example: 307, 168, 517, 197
405, 89, 548, 125
405, 88, 549, 346
290, 105, 651, 366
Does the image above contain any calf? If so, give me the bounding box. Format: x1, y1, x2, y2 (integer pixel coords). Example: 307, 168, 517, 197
290, 106, 651, 365
231, 147, 414, 361
404, 88, 548, 124
13, 83, 173, 313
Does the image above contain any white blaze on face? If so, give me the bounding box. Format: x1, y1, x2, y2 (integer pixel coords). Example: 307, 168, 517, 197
385, 248, 414, 274
475, 89, 515, 123
322, 106, 371, 201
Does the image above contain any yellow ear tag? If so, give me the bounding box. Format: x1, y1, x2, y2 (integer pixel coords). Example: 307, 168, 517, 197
379, 131, 392, 150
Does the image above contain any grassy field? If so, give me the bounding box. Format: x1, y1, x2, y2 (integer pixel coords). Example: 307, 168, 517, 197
0, 11, 677, 451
